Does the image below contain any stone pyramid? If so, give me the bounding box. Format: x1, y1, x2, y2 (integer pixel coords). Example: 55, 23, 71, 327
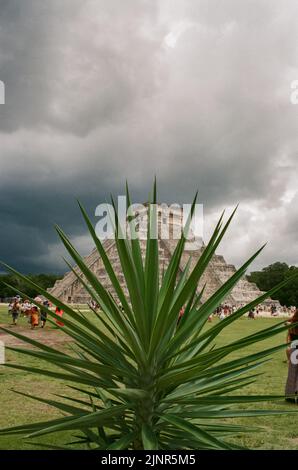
49, 204, 269, 307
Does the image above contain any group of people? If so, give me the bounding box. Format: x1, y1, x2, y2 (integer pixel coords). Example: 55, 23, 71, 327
179, 303, 297, 324
8, 295, 64, 329
215, 304, 237, 321
6, 294, 298, 403
213, 303, 295, 320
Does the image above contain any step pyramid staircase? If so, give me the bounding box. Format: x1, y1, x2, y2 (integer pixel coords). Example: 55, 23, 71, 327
49, 205, 272, 307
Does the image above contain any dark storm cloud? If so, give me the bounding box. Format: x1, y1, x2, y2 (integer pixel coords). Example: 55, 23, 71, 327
0, 0, 297, 272
0, 0, 161, 134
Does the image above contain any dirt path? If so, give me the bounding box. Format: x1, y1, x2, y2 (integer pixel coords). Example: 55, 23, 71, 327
0, 324, 73, 348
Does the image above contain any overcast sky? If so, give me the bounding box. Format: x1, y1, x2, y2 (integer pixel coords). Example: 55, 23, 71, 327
0, 0, 297, 274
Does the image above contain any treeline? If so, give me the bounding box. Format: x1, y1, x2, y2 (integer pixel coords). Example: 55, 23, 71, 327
1, 263, 296, 306
248, 262, 298, 307
0, 273, 63, 300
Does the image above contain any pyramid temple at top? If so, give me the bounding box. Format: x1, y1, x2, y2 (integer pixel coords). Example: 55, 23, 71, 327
49, 204, 273, 307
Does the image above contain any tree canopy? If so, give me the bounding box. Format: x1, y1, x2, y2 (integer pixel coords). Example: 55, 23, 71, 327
1, 262, 297, 307
248, 262, 298, 307
0, 273, 62, 300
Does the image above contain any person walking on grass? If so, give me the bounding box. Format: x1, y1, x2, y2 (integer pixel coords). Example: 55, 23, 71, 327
10, 296, 21, 326
285, 308, 298, 404
40, 300, 50, 328
55, 306, 64, 327
248, 308, 256, 319
30, 305, 39, 330
219, 309, 226, 320
22, 299, 32, 319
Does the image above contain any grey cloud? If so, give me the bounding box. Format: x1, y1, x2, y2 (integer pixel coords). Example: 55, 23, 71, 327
0, 0, 297, 272
0, 0, 162, 134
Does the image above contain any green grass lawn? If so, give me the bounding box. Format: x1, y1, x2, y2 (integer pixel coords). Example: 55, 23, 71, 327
0, 305, 297, 450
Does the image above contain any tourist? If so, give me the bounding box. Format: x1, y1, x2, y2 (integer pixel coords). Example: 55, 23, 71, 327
40, 300, 50, 328
117, 302, 125, 313
285, 308, 298, 403
22, 299, 32, 318
219, 310, 226, 321
10, 296, 21, 326
271, 304, 277, 316
30, 305, 39, 329
248, 308, 255, 319
55, 306, 64, 327
89, 299, 100, 311
22, 299, 33, 326
224, 305, 230, 317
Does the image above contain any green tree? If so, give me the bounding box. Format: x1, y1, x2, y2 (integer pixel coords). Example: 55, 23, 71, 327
0, 273, 62, 299
248, 262, 298, 307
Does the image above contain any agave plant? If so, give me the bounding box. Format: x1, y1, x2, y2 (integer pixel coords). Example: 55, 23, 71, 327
0, 181, 297, 450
